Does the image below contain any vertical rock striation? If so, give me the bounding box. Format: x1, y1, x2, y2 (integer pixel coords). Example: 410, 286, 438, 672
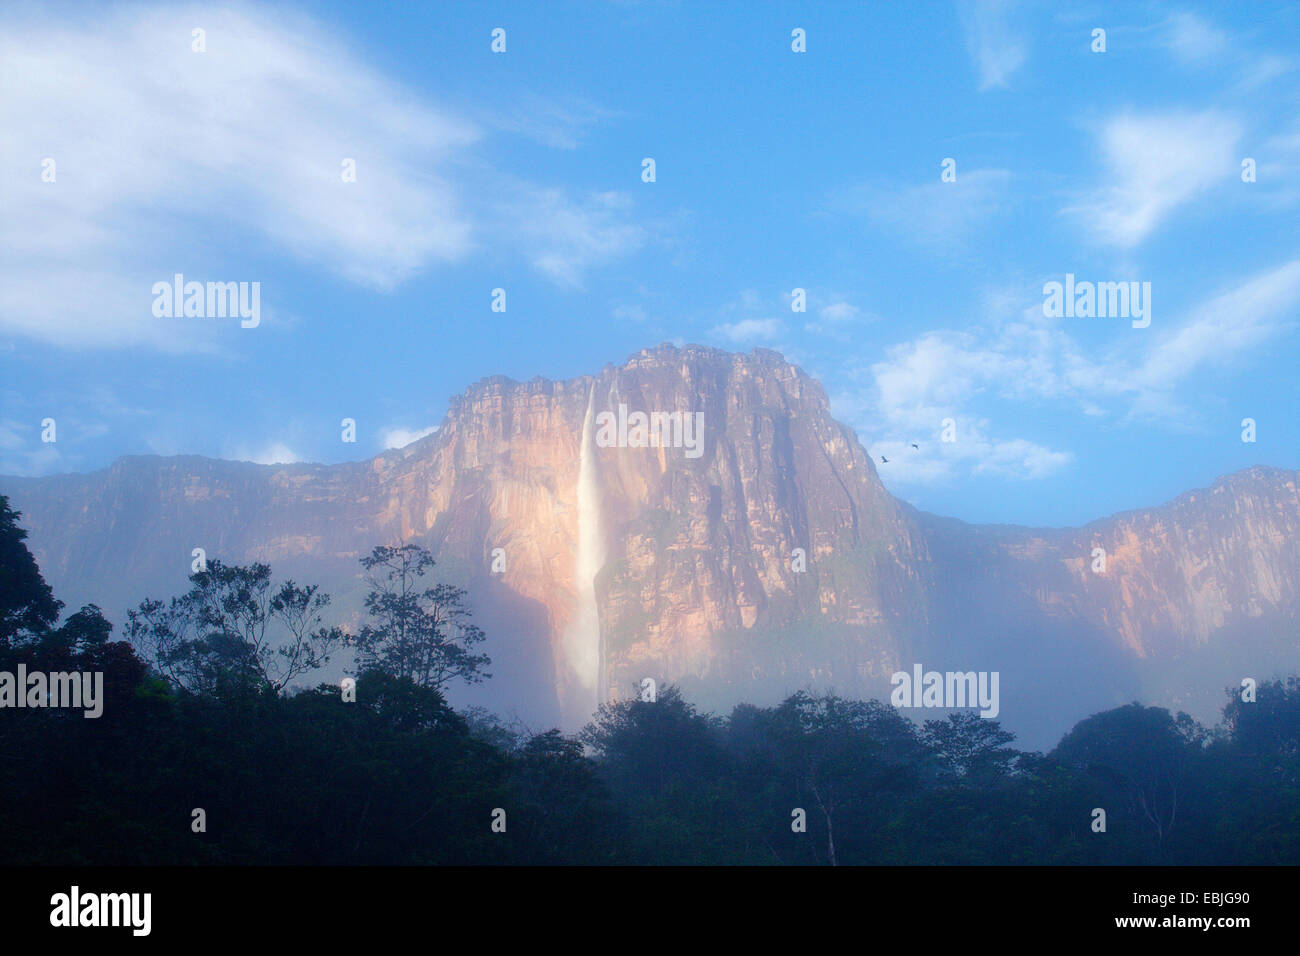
3, 344, 1296, 740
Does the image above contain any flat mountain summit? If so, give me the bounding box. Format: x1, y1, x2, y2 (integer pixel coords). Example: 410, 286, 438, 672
5, 344, 1296, 744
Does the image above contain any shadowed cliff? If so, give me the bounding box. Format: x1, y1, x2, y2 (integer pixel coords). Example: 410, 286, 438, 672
4, 344, 1296, 745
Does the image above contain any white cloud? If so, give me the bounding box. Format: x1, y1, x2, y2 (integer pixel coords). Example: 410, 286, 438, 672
0, 5, 480, 349
380, 425, 439, 449
0, 420, 23, 452
1156, 12, 1292, 90
871, 333, 996, 433
866, 427, 1071, 484
0, 441, 64, 477
1162, 12, 1229, 63
486, 94, 618, 150
712, 318, 783, 343
959, 0, 1027, 91
1134, 258, 1300, 391
1236, 53, 1293, 90
974, 437, 1072, 479
0, 393, 127, 475
819, 302, 860, 322
843, 169, 1012, 247
232, 442, 302, 466
1068, 110, 1241, 248
0, 6, 650, 349
854, 327, 1078, 482
845, 258, 1300, 483
507, 188, 648, 287
0, 419, 59, 477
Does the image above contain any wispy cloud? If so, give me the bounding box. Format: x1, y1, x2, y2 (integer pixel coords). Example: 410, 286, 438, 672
819, 302, 861, 323
842, 258, 1300, 483
803, 297, 876, 339
841, 168, 1012, 247
1133, 258, 1300, 393
485, 93, 619, 150
505, 187, 649, 288
1158, 11, 1292, 89
380, 425, 439, 450
959, 0, 1027, 91
865, 427, 1072, 484
0, 5, 653, 349
712, 318, 783, 344
0, 5, 481, 349
1067, 110, 1241, 248
1161, 11, 1229, 64
0, 419, 64, 476
0, 384, 143, 475
230, 441, 302, 466
843, 322, 1079, 483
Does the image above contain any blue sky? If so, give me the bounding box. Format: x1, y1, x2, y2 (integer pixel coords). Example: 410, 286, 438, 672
2, 0, 1298, 527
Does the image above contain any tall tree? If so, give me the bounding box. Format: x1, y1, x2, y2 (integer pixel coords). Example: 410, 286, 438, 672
353, 545, 490, 691
0, 495, 62, 647
1052, 703, 1204, 847
764, 692, 928, 865
1222, 676, 1300, 764
125, 560, 343, 695
923, 711, 1020, 785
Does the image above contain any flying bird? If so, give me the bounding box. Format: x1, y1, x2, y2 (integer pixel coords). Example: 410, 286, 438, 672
880, 455, 889, 463
911, 443, 919, 449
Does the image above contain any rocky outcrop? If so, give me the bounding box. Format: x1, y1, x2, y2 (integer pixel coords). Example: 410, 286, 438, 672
3, 344, 1296, 740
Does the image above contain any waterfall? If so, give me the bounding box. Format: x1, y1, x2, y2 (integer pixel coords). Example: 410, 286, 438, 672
562, 386, 605, 714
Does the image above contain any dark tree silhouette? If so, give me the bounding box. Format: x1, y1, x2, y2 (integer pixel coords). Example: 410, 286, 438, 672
1, 513, 1296, 867
352, 545, 490, 691
0, 495, 62, 647
1052, 703, 1204, 847
923, 711, 1020, 785
125, 559, 343, 695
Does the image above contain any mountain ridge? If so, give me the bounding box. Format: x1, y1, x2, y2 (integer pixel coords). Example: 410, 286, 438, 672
3, 343, 1295, 743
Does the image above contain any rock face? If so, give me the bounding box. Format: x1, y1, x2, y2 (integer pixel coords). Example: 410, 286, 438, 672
3, 344, 1297, 742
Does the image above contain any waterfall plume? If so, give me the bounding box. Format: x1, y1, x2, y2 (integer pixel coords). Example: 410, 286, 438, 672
561, 386, 605, 716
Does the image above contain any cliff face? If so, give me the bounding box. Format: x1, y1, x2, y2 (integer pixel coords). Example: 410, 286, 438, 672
928, 467, 1300, 659
3, 344, 1296, 739
909, 467, 1300, 736
578, 348, 930, 721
